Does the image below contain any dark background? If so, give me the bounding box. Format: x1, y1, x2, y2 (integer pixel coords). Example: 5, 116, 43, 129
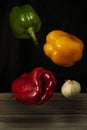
0, 0, 87, 92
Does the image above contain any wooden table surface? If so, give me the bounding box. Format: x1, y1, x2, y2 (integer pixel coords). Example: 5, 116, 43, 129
0, 93, 87, 130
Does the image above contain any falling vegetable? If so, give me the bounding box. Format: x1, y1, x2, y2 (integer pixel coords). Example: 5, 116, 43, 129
43, 30, 84, 67
11, 67, 57, 105
9, 4, 41, 45
61, 80, 81, 97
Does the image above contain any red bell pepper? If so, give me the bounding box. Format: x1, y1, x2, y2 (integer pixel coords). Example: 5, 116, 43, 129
11, 67, 57, 105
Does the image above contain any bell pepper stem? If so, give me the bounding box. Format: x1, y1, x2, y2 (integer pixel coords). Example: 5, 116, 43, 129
27, 27, 38, 45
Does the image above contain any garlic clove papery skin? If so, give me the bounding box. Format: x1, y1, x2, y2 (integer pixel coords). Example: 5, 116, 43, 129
61, 80, 81, 98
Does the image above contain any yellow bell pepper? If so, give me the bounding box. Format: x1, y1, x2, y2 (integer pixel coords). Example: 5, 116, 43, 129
43, 30, 84, 67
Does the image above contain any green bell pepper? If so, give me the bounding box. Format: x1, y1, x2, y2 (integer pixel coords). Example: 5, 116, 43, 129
9, 4, 41, 45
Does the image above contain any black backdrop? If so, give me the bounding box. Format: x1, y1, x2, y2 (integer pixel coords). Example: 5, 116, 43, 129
0, 0, 87, 92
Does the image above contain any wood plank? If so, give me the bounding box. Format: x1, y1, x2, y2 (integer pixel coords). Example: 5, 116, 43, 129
0, 93, 87, 100
0, 115, 87, 130
0, 114, 87, 123
0, 93, 87, 130
0, 93, 87, 115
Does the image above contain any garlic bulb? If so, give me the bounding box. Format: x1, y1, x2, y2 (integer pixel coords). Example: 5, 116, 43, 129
61, 80, 81, 97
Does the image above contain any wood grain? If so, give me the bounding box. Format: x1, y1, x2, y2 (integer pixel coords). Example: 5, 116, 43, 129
0, 93, 87, 115
0, 93, 87, 129
0, 115, 87, 130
